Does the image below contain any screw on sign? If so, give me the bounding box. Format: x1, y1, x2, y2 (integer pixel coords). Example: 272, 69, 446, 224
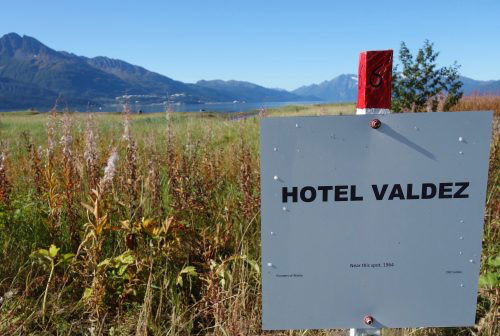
370, 119, 381, 129
364, 316, 374, 326
356, 50, 393, 115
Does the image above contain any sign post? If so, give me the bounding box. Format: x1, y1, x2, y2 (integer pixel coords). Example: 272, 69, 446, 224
353, 50, 392, 336
356, 50, 393, 115
260, 50, 493, 334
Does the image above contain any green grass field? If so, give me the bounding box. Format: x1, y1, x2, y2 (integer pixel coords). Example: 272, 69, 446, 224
0, 102, 498, 336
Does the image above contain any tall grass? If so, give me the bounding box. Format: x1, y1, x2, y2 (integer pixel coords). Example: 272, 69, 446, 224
451, 94, 500, 116
0, 102, 498, 336
0, 110, 265, 335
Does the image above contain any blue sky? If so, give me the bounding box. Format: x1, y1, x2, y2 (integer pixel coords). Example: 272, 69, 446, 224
1, 1, 499, 90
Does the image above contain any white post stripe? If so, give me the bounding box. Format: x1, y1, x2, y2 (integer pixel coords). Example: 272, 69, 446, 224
356, 108, 391, 115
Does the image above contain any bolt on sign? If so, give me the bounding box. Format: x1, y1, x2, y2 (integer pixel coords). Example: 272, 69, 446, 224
260, 111, 493, 330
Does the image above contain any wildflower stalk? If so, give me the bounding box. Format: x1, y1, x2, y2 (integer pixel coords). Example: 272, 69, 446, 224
39, 109, 63, 234
84, 114, 99, 190
21, 131, 45, 195
78, 149, 118, 324
0, 150, 9, 203
146, 142, 162, 219
41, 257, 55, 324
122, 106, 141, 220
165, 102, 175, 165
60, 112, 80, 246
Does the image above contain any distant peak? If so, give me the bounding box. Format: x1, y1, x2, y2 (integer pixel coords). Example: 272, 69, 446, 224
0, 33, 23, 45
2, 32, 22, 39
1, 33, 40, 44
0, 32, 44, 47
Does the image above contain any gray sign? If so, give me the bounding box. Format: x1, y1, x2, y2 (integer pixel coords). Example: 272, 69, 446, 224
260, 111, 493, 330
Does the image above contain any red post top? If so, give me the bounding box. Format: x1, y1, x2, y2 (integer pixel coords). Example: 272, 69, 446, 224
356, 50, 393, 112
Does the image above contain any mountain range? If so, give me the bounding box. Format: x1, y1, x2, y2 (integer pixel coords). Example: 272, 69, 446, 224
1, 33, 499, 110
293, 74, 500, 102
292, 74, 359, 102
0, 33, 314, 109
292, 74, 500, 102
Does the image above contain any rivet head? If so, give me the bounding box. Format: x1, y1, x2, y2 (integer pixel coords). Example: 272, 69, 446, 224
459, 236, 464, 240
370, 119, 381, 129
273, 147, 278, 151
458, 137, 464, 142
270, 231, 275, 236
282, 206, 287, 211
469, 259, 474, 263
459, 151, 464, 155
460, 284, 464, 287
364, 316, 374, 325
267, 262, 273, 267
273, 175, 278, 180
295, 123, 299, 128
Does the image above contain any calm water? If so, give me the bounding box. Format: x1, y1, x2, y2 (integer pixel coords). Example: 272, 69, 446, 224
1, 100, 323, 113
91, 101, 321, 113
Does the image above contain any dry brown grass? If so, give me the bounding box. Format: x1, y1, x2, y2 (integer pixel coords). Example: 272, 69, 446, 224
452, 94, 500, 116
